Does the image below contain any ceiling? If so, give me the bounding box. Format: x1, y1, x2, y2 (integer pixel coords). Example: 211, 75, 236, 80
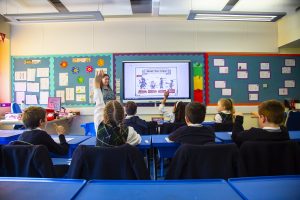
0, 0, 299, 17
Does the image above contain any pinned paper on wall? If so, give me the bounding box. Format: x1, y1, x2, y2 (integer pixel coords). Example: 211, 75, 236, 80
26, 95, 38, 104
15, 71, 27, 81
59, 73, 68, 86
260, 71, 270, 79
248, 84, 259, 92
76, 86, 86, 94
282, 67, 291, 74
89, 78, 94, 104
214, 81, 226, 88
237, 71, 248, 79
237, 63, 247, 70
16, 92, 25, 104
222, 88, 231, 96
279, 88, 288, 96
40, 78, 49, 90
66, 88, 74, 101
285, 59, 295, 67
14, 82, 27, 92
39, 91, 49, 104
27, 82, 39, 92
37, 68, 49, 77
219, 67, 228, 74
249, 93, 258, 101
116, 78, 120, 94
95, 68, 107, 75
213, 59, 225, 66
27, 68, 36, 82
260, 63, 270, 70
56, 90, 65, 103
284, 80, 295, 88
76, 94, 86, 102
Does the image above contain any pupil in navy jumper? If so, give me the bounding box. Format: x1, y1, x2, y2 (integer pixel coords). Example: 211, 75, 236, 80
124, 101, 148, 135
18, 106, 69, 155
215, 98, 235, 123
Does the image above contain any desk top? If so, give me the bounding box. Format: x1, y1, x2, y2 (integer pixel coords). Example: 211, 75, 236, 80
79, 135, 151, 149
0, 116, 75, 125
75, 180, 242, 200
0, 177, 86, 200
228, 175, 300, 200
51, 135, 90, 146
289, 131, 300, 141
215, 132, 232, 142
0, 130, 23, 144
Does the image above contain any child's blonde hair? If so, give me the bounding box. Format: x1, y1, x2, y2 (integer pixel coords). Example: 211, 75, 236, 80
219, 98, 235, 114
103, 100, 125, 128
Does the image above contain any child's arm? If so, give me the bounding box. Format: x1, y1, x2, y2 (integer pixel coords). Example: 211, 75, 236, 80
94, 71, 105, 131
126, 127, 142, 145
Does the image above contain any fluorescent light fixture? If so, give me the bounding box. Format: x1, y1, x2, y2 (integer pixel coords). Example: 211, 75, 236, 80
4, 11, 104, 23
187, 10, 285, 22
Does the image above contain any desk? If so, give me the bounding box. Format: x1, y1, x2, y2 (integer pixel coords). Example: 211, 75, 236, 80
51, 135, 91, 158
151, 134, 222, 179
0, 130, 23, 145
289, 131, 300, 141
74, 180, 242, 200
228, 175, 300, 200
0, 177, 86, 200
215, 132, 233, 143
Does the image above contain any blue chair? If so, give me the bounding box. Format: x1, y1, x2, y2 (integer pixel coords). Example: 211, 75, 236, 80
80, 122, 96, 136
11, 102, 22, 113
285, 111, 300, 131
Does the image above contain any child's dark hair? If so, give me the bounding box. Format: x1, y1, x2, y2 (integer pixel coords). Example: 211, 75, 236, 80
173, 101, 186, 123
185, 102, 206, 124
219, 98, 235, 114
258, 100, 285, 125
125, 101, 137, 115
22, 106, 46, 129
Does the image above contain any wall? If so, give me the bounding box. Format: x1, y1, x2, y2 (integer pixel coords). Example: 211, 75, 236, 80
0, 16, 10, 102
10, 17, 278, 56
277, 11, 300, 47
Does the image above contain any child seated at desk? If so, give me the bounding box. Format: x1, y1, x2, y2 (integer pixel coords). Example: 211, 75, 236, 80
168, 102, 215, 145
94, 70, 141, 147
124, 101, 148, 135
18, 106, 69, 155
232, 100, 290, 147
214, 98, 235, 131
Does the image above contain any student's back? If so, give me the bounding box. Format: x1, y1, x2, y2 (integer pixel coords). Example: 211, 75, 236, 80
124, 116, 148, 135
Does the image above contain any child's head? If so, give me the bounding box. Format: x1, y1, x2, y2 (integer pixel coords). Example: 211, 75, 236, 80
125, 101, 137, 116
173, 101, 186, 123
22, 106, 46, 129
258, 100, 285, 127
217, 98, 235, 113
104, 100, 125, 127
185, 102, 206, 124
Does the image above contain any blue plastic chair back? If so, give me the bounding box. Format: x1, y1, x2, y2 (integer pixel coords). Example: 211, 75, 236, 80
11, 103, 22, 113
286, 111, 300, 131
81, 122, 96, 136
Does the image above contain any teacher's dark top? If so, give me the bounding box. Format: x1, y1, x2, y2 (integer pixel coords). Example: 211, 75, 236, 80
102, 86, 116, 104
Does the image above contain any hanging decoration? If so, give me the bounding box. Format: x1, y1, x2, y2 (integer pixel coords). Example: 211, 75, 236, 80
60, 61, 68, 68
97, 58, 105, 67
71, 67, 80, 74
86, 65, 94, 73
77, 76, 84, 84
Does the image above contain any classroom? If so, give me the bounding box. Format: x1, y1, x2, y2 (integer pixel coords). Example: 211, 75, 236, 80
0, 0, 300, 199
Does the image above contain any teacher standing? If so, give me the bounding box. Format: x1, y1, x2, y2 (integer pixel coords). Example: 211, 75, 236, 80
99, 72, 116, 104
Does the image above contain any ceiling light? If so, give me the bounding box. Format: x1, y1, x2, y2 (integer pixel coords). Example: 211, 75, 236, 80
4, 11, 104, 23
187, 11, 286, 22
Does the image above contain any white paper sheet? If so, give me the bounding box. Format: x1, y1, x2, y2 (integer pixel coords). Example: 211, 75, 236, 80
237, 63, 247, 70
237, 71, 248, 79
282, 67, 291, 74
284, 80, 295, 88
14, 82, 27, 92
279, 88, 288, 96
56, 90, 65, 103
26, 95, 38, 104
76, 86, 86, 94
16, 92, 25, 104
95, 68, 108, 75
59, 73, 68, 86
260, 71, 270, 79
222, 89, 231, 96
66, 88, 74, 101
15, 71, 27, 81
76, 94, 86, 102
285, 59, 296, 67
249, 93, 258, 101
215, 81, 226, 88
27, 68, 36, 82
219, 67, 228, 74
248, 84, 259, 92
213, 59, 225, 66
39, 91, 49, 104
89, 78, 95, 104
260, 63, 270, 70
40, 78, 49, 90
37, 68, 49, 77
27, 82, 40, 92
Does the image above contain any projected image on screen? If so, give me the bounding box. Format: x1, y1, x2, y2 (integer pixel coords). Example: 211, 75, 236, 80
123, 61, 190, 102
135, 67, 178, 97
